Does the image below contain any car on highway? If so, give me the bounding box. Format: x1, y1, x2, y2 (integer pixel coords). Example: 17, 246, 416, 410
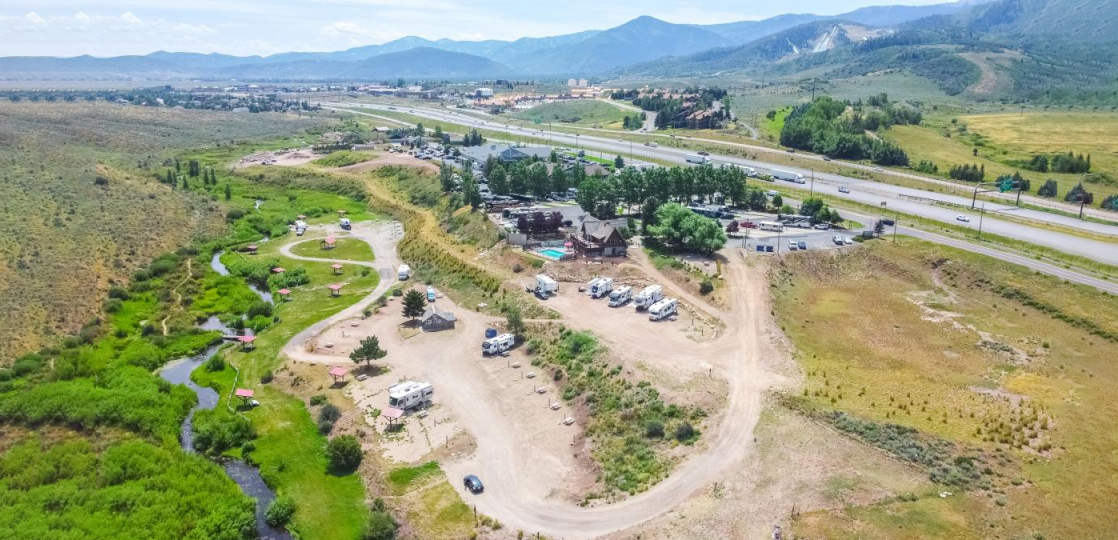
697, 151, 710, 156
881, 218, 896, 226
956, 215, 971, 222
874, 167, 884, 172
464, 475, 484, 493
838, 186, 850, 194
822, 156, 832, 161
797, 240, 808, 250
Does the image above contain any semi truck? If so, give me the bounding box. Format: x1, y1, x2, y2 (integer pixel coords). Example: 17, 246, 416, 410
771, 169, 806, 184
685, 154, 710, 165
529, 275, 558, 298
388, 381, 434, 410
648, 298, 678, 321
608, 286, 633, 307
633, 285, 664, 310
397, 264, 411, 281
482, 333, 516, 355
588, 277, 614, 299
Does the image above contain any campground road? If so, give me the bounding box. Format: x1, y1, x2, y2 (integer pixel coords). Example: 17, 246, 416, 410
336, 102, 1118, 267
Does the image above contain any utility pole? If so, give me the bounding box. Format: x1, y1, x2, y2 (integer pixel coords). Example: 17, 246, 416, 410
1078, 192, 1087, 219
809, 169, 815, 197
892, 208, 900, 243
977, 202, 986, 240
811, 77, 816, 101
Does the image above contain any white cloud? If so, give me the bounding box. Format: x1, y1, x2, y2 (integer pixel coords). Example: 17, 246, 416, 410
120, 11, 143, 26
22, 11, 47, 29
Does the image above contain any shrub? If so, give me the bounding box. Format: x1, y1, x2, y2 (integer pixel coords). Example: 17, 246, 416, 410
645, 420, 665, 438
226, 208, 246, 221
674, 422, 697, 443
309, 394, 328, 406
318, 404, 342, 434
204, 355, 226, 372
363, 510, 397, 540
699, 279, 714, 295
260, 370, 274, 384
326, 435, 363, 471
194, 412, 255, 456
264, 496, 295, 528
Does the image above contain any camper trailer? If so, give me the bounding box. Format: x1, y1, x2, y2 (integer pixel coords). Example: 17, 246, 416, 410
608, 286, 633, 307
482, 333, 516, 355
531, 275, 558, 298
588, 277, 614, 299
648, 298, 678, 321
388, 381, 434, 411
339, 217, 352, 231
633, 285, 664, 310
294, 219, 308, 236
397, 264, 411, 281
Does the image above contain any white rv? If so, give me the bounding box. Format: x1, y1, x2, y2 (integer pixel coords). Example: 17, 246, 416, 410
532, 275, 558, 298
759, 221, 784, 232
294, 219, 308, 236
589, 277, 614, 299
388, 381, 434, 410
648, 298, 678, 321
608, 286, 633, 307
339, 217, 352, 230
397, 264, 411, 281
633, 285, 664, 310
482, 333, 516, 355
771, 169, 806, 184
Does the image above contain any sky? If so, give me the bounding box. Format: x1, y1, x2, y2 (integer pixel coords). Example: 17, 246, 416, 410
0, 0, 951, 58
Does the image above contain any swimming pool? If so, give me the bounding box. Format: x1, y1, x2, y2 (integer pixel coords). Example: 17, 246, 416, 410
537, 248, 568, 261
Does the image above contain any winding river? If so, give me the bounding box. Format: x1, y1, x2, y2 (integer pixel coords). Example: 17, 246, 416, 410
155, 248, 292, 539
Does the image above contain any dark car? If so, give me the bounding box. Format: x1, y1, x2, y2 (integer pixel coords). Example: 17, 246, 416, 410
797, 240, 807, 250
881, 218, 896, 226
464, 475, 484, 493
697, 151, 710, 156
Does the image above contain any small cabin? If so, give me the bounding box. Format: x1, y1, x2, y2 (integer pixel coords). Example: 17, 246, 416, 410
421, 305, 456, 332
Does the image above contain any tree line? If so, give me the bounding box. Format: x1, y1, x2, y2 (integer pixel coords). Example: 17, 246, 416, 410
778, 95, 917, 166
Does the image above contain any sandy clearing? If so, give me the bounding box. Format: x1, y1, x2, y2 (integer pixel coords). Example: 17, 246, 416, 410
336, 153, 440, 174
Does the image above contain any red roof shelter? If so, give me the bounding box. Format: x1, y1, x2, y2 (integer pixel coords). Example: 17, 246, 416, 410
237, 335, 257, 350
382, 407, 405, 428
327, 283, 343, 297
272, 267, 285, 273
246, 244, 258, 254
321, 236, 337, 250
277, 288, 291, 301
337, 209, 348, 216
234, 388, 254, 406
332, 263, 343, 275
297, 214, 307, 219
328, 367, 349, 384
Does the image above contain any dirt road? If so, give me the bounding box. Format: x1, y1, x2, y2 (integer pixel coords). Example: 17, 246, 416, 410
279, 221, 778, 539
278, 220, 403, 362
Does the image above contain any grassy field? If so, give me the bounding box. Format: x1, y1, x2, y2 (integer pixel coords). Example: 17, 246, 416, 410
0, 102, 329, 362
774, 239, 1118, 538
289, 237, 376, 262
883, 110, 1118, 207
511, 100, 630, 128
310, 150, 375, 168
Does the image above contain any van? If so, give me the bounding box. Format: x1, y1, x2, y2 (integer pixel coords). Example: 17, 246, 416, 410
398, 264, 411, 280
648, 298, 678, 321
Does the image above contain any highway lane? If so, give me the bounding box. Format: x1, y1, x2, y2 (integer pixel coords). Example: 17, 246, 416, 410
337, 102, 1118, 267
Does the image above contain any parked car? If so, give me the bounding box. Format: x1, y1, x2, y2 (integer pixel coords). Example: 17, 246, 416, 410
956, 215, 971, 222
833, 235, 845, 245
787, 240, 798, 251
874, 167, 884, 172
838, 186, 850, 194
797, 240, 808, 250
813, 223, 830, 230
740, 221, 756, 229
464, 475, 484, 493
822, 156, 832, 161
844, 236, 854, 245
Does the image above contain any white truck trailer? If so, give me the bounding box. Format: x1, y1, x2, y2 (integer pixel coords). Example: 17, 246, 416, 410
608, 286, 633, 307
633, 285, 664, 310
388, 381, 434, 410
482, 333, 516, 355
397, 264, 411, 281
771, 169, 806, 184
648, 298, 678, 321
531, 275, 558, 298
685, 154, 710, 165
588, 277, 614, 299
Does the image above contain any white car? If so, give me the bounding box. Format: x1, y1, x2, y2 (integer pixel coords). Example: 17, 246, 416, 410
956, 215, 971, 223
844, 236, 854, 245
873, 167, 884, 172
838, 186, 850, 194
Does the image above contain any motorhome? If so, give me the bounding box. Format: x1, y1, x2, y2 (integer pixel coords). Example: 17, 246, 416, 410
608, 286, 633, 307
531, 275, 558, 298
771, 169, 806, 184
294, 219, 308, 236
397, 264, 411, 281
685, 154, 710, 165
339, 217, 352, 230
482, 333, 516, 355
589, 277, 614, 299
648, 298, 678, 321
388, 381, 434, 411
633, 285, 664, 310
759, 221, 784, 232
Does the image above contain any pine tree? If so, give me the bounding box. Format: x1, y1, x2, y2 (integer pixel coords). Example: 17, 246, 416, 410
402, 290, 426, 321
224, 183, 232, 201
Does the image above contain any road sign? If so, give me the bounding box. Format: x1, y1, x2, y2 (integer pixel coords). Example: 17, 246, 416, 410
999, 178, 1014, 192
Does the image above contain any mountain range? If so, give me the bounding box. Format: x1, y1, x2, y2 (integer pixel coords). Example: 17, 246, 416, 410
0, 0, 1113, 89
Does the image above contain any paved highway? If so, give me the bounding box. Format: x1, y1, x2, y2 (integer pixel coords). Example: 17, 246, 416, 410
335, 102, 1118, 267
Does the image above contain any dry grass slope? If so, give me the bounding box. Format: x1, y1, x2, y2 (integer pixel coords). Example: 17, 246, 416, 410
0, 102, 327, 361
